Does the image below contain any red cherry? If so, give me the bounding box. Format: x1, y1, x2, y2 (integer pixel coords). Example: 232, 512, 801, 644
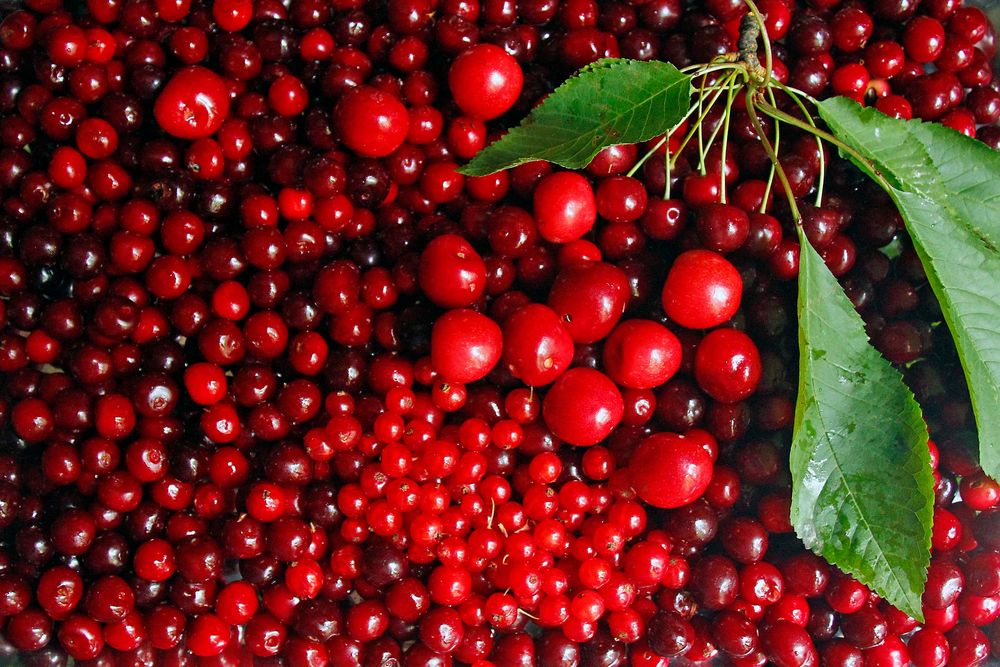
501, 303, 575, 386
153, 66, 231, 139
431, 309, 503, 384
419, 233, 487, 308
628, 433, 714, 508
448, 44, 524, 120
694, 328, 762, 403
334, 86, 409, 158
602, 319, 682, 389
548, 261, 630, 343
534, 171, 598, 244
662, 250, 743, 329
543, 368, 624, 446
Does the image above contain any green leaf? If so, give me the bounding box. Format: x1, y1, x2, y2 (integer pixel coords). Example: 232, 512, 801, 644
792, 225, 934, 619
458, 59, 692, 176
818, 97, 1000, 482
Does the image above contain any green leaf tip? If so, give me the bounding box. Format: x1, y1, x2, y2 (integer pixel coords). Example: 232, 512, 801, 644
457, 58, 693, 177
818, 96, 1000, 484
792, 225, 934, 619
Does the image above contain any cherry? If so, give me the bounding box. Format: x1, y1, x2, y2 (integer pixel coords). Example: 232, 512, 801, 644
431, 308, 503, 383
543, 368, 624, 446
534, 171, 598, 243
694, 328, 762, 402
419, 233, 487, 308
501, 303, 575, 386
629, 432, 714, 508
548, 260, 630, 343
448, 43, 524, 120
662, 250, 742, 329
153, 66, 230, 139
334, 86, 410, 158
904, 16, 947, 62
602, 319, 682, 389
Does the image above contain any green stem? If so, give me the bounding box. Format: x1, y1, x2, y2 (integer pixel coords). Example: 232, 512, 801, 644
773, 84, 826, 206
626, 135, 667, 178
746, 96, 800, 221
754, 100, 893, 193
697, 73, 708, 174
760, 100, 781, 214
718, 82, 736, 204
664, 133, 673, 199
624, 86, 711, 179
670, 71, 740, 171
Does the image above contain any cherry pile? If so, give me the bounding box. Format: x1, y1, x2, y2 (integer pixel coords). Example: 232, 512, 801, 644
0, 0, 998, 664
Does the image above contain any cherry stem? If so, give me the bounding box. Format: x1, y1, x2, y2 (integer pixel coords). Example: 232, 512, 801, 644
746, 96, 800, 221
754, 100, 892, 193
670, 71, 741, 171
774, 83, 827, 206
718, 81, 737, 204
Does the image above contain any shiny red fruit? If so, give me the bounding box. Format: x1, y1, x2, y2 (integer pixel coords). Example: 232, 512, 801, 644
534, 172, 598, 244
548, 261, 629, 343
431, 309, 503, 384
662, 250, 743, 330
602, 319, 682, 389
153, 66, 230, 139
419, 233, 487, 308
448, 44, 524, 120
334, 86, 409, 158
628, 433, 714, 508
694, 328, 762, 403
501, 303, 575, 386
543, 368, 624, 446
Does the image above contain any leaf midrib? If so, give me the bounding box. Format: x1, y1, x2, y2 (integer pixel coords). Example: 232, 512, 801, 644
799, 318, 913, 604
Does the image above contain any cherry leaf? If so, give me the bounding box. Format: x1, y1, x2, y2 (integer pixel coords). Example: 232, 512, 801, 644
792, 225, 935, 620
458, 59, 692, 176
819, 97, 1000, 482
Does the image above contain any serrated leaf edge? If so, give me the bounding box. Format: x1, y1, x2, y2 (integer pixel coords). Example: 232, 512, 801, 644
792, 227, 933, 619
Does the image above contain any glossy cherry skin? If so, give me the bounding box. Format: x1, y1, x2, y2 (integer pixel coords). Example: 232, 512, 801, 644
431, 309, 503, 384
534, 172, 598, 244
449, 43, 524, 120
334, 86, 409, 158
419, 233, 487, 308
662, 250, 743, 329
543, 368, 624, 446
602, 319, 682, 389
548, 261, 629, 343
694, 328, 762, 403
501, 303, 574, 386
153, 66, 231, 139
629, 432, 714, 508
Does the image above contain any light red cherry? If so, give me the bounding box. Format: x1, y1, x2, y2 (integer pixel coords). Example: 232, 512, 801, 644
629, 433, 714, 509
154, 66, 231, 139
448, 44, 524, 120
431, 309, 503, 384
543, 368, 624, 446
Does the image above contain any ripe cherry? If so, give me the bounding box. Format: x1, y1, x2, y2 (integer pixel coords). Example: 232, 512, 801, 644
431, 309, 503, 384
419, 233, 487, 308
153, 66, 230, 139
501, 303, 575, 386
629, 432, 714, 508
602, 319, 682, 389
334, 86, 410, 158
534, 171, 598, 243
662, 250, 743, 329
448, 43, 524, 120
694, 328, 762, 403
548, 260, 629, 343
543, 368, 624, 446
